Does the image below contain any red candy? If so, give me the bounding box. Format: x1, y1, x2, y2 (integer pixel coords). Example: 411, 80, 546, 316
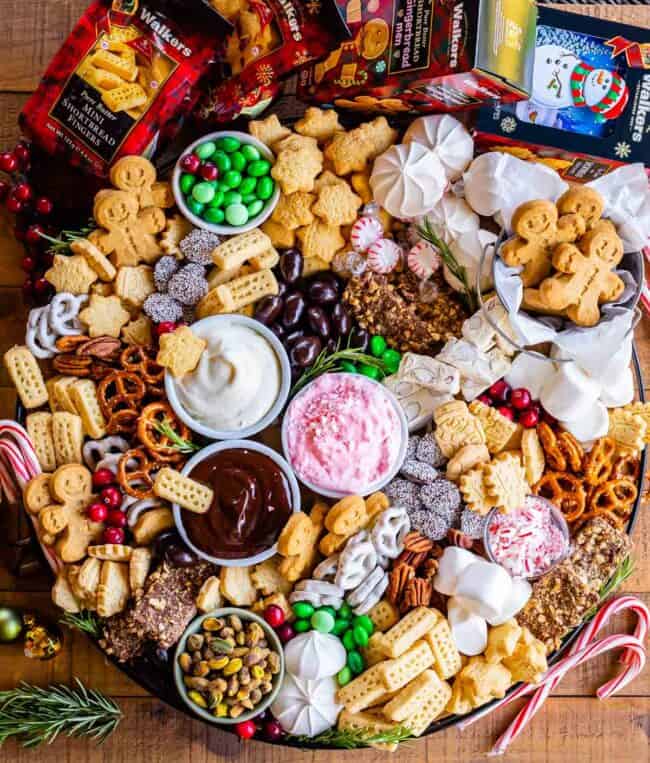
181, 153, 201, 174
276, 623, 295, 643
87, 502, 108, 523
234, 720, 257, 740
510, 388, 532, 410
264, 605, 285, 629
263, 720, 283, 741
199, 162, 218, 182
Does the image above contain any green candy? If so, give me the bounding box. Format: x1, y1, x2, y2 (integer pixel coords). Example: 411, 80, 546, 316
179, 173, 196, 194
191, 181, 216, 204
358, 363, 381, 380
311, 610, 335, 633
370, 335, 387, 357
216, 136, 241, 153
318, 606, 337, 619
337, 666, 352, 687
352, 625, 369, 648
294, 618, 311, 633
342, 630, 356, 651
225, 204, 249, 226
381, 348, 402, 374
212, 151, 231, 173
203, 207, 224, 224
247, 199, 264, 217
208, 189, 225, 208
347, 650, 364, 675
241, 193, 257, 205
242, 144, 261, 162
338, 602, 352, 619
247, 159, 271, 177
223, 190, 242, 206
230, 151, 247, 172
185, 197, 205, 216
340, 360, 357, 374
292, 601, 315, 619
239, 176, 257, 196
352, 615, 374, 635
195, 141, 216, 160
332, 618, 350, 636
223, 170, 242, 188
256, 176, 274, 200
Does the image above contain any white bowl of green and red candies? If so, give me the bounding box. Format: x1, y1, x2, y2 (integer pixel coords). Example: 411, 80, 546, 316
290, 600, 375, 685
173, 131, 279, 234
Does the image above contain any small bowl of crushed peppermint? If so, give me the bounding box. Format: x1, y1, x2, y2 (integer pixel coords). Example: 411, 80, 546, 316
173, 131, 280, 234
484, 495, 571, 580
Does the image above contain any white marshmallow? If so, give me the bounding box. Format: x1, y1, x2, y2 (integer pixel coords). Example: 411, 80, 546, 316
505, 352, 556, 399
454, 561, 513, 621
433, 547, 478, 596
539, 362, 602, 422
447, 598, 488, 655
559, 400, 609, 444
487, 577, 532, 626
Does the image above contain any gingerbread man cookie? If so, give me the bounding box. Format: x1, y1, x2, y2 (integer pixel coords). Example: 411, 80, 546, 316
93, 190, 165, 267
501, 200, 586, 287
527, 219, 625, 327
556, 187, 604, 230
109, 156, 174, 211
38, 464, 103, 563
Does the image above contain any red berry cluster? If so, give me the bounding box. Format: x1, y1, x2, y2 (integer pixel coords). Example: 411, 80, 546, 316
88, 468, 128, 545
180, 153, 219, 182
0, 142, 56, 303
477, 380, 549, 429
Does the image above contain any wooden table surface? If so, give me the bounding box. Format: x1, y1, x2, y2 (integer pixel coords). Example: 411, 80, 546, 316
0, 2, 649, 761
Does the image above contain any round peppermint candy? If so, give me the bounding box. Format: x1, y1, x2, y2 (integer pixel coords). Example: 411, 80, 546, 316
366, 238, 401, 274
407, 241, 441, 280
350, 215, 383, 253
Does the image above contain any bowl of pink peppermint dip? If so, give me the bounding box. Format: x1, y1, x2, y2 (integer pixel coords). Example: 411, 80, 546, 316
282, 372, 408, 498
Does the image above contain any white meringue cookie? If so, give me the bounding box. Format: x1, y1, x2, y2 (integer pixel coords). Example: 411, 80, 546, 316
271, 674, 342, 737
283, 632, 347, 680
425, 193, 480, 244
370, 142, 446, 219
447, 598, 488, 655
403, 115, 474, 181
559, 400, 609, 443
505, 352, 556, 399
539, 362, 602, 422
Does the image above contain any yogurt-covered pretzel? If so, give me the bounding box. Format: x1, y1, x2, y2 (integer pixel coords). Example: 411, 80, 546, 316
49, 293, 87, 336
335, 538, 377, 590
371, 506, 410, 559
346, 565, 385, 608
26, 307, 58, 359
314, 554, 340, 581
351, 570, 389, 615
83, 435, 130, 471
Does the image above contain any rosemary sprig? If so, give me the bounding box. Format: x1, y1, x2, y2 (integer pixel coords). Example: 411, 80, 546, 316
290, 339, 389, 398
153, 417, 200, 454
416, 217, 477, 313
39, 221, 96, 255
289, 724, 413, 749
0, 679, 122, 748
59, 610, 102, 638
584, 555, 635, 621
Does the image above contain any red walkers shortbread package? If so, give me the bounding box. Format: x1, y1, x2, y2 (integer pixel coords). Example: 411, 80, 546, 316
197, 0, 350, 122
20, 0, 227, 177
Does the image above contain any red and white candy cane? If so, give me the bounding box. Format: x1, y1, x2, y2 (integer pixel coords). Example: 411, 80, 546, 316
458, 595, 649, 755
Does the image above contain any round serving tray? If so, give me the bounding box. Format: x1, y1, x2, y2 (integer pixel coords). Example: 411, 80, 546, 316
16, 344, 646, 747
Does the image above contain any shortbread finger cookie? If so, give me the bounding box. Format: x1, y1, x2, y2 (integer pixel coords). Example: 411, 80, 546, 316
215, 268, 279, 313
26, 411, 56, 472
211, 228, 272, 270
70, 379, 106, 439
51, 376, 79, 414
4, 345, 48, 409
70, 238, 116, 282
52, 411, 84, 465
153, 467, 213, 513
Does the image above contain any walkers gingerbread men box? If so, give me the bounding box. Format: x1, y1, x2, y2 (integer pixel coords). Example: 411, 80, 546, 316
474, 6, 650, 180
296, 0, 537, 114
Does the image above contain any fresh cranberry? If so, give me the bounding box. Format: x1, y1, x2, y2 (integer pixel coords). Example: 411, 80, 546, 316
497, 405, 515, 421
87, 502, 108, 523
33, 277, 50, 295
13, 144, 30, 165
39, 252, 54, 269
520, 408, 540, 428
106, 509, 127, 528
0, 151, 18, 173
13, 182, 33, 203
510, 388, 532, 410
13, 225, 25, 241
180, 153, 201, 174
21, 256, 36, 273
199, 162, 218, 182
101, 486, 122, 509
155, 321, 177, 336
276, 623, 295, 643
0, 180, 9, 200
103, 527, 125, 545
477, 393, 492, 407
488, 379, 511, 403
22, 278, 34, 299
92, 468, 115, 488
25, 223, 44, 245
35, 196, 53, 216
263, 720, 283, 741
6, 195, 23, 214
264, 604, 285, 629
234, 720, 257, 740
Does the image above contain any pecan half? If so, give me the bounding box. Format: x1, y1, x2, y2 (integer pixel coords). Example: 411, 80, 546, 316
421, 557, 440, 582
386, 562, 414, 605
55, 335, 89, 352
447, 528, 474, 549
396, 549, 429, 570
403, 531, 434, 553
76, 335, 122, 360
400, 578, 432, 613
53, 354, 92, 376
89, 361, 117, 380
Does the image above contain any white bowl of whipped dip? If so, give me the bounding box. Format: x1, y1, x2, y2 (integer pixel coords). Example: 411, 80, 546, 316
165, 315, 291, 440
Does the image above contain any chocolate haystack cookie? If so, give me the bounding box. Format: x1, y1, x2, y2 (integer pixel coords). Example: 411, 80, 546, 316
343, 269, 467, 354
101, 560, 216, 662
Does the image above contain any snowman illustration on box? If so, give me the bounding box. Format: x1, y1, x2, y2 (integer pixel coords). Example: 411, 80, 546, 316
516, 43, 629, 129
